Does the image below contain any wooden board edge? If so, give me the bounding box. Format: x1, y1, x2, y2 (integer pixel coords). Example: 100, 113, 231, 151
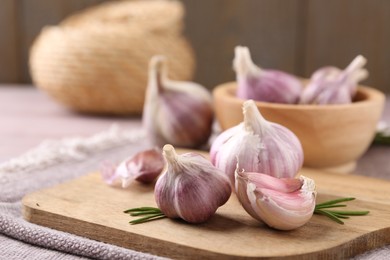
22, 195, 243, 259
22, 190, 390, 260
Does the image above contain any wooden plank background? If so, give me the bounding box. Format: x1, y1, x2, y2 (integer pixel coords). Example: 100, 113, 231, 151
0, 0, 389, 93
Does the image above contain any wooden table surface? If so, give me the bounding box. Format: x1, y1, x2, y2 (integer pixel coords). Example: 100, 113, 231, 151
1, 85, 389, 179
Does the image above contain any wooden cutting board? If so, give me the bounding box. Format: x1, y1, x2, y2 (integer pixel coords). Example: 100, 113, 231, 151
22, 166, 390, 259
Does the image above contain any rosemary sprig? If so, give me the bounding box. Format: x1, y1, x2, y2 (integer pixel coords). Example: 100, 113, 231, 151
374, 122, 390, 145
123, 207, 167, 225
374, 132, 390, 145
314, 197, 369, 224
125, 197, 369, 225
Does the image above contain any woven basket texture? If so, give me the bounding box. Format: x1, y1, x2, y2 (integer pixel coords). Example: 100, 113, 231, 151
29, 0, 195, 115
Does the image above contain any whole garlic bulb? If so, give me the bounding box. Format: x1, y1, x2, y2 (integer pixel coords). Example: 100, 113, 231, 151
155, 144, 231, 223
210, 100, 303, 186
300, 55, 369, 104
143, 55, 214, 148
234, 46, 303, 104
235, 167, 316, 230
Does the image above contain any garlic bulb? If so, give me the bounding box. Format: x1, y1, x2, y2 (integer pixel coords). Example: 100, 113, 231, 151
234, 46, 303, 104
154, 144, 231, 223
210, 100, 303, 186
235, 167, 316, 230
101, 148, 164, 187
143, 56, 213, 148
300, 55, 369, 104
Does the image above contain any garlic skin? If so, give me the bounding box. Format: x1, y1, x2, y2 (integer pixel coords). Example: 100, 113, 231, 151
101, 148, 164, 187
210, 100, 303, 186
300, 55, 369, 104
143, 56, 213, 148
154, 144, 231, 223
234, 46, 303, 104
235, 167, 316, 230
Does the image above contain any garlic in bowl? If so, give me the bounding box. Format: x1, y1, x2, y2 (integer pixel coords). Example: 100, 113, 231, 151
213, 82, 385, 173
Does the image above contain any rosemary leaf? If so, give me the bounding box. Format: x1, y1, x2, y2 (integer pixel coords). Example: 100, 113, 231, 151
374, 133, 390, 145
329, 213, 350, 219
314, 209, 345, 224
129, 214, 166, 225
327, 210, 370, 216
124, 207, 162, 213
130, 211, 163, 216
315, 197, 355, 207
314, 204, 347, 210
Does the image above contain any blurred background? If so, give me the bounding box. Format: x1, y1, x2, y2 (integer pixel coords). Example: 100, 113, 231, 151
1, 0, 389, 93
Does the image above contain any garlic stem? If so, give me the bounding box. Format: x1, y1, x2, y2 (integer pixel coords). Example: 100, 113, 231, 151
233, 46, 261, 77
340, 55, 368, 85
242, 100, 268, 136
149, 55, 167, 94
344, 55, 367, 74
163, 144, 178, 164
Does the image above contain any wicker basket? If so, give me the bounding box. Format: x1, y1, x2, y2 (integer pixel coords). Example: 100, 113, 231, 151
29, 0, 195, 115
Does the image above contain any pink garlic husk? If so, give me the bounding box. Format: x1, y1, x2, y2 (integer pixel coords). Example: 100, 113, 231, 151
210, 99, 303, 187
155, 144, 232, 224
143, 55, 213, 148
235, 167, 316, 230
300, 55, 369, 104
100, 148, 164, 187
234, 46, 303, 104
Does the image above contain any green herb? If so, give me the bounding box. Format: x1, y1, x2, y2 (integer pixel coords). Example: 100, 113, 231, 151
314, 197, 369, 224
125, 197, 369, 225
374, 132, 390, 145
123, 207, 166, 225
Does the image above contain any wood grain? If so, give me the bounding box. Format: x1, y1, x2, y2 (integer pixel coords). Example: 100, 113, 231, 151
22, 167, 390, 259
1, 0, 390, 93
303, 0, 390, 93
183, 0, 302, 88
0, 0, 19, 82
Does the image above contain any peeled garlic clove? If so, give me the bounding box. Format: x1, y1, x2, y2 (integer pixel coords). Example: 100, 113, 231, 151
235, 168, 316, 230
300, 55, 369, 104
155, 144, 231, 223
211, 99, 303, 186
100, 148, 164, 187
143, 56, 213, 148
234, 46, 303, 104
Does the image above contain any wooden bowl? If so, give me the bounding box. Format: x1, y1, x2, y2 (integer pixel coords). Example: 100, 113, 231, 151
213, 82, 385, 173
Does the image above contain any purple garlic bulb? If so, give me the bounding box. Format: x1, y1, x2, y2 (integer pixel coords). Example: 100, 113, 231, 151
143, 56, 214, 148
210, 100, 303, 187
234, 46, 303, 104
300, 55, 369, 105
155, 144, 231, 223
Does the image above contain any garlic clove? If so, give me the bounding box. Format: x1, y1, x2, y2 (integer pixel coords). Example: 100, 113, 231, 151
211, 99, 303, 187
235, 168, 316, 230
300, 55, 369, 105
143, 56, 214, 148
300, 66, 342, 104
209, 125, 241, 166
234, 46, 303, 104
155, 144, 231, 223
100, 148, 164, 187
100, 160, 119, 186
